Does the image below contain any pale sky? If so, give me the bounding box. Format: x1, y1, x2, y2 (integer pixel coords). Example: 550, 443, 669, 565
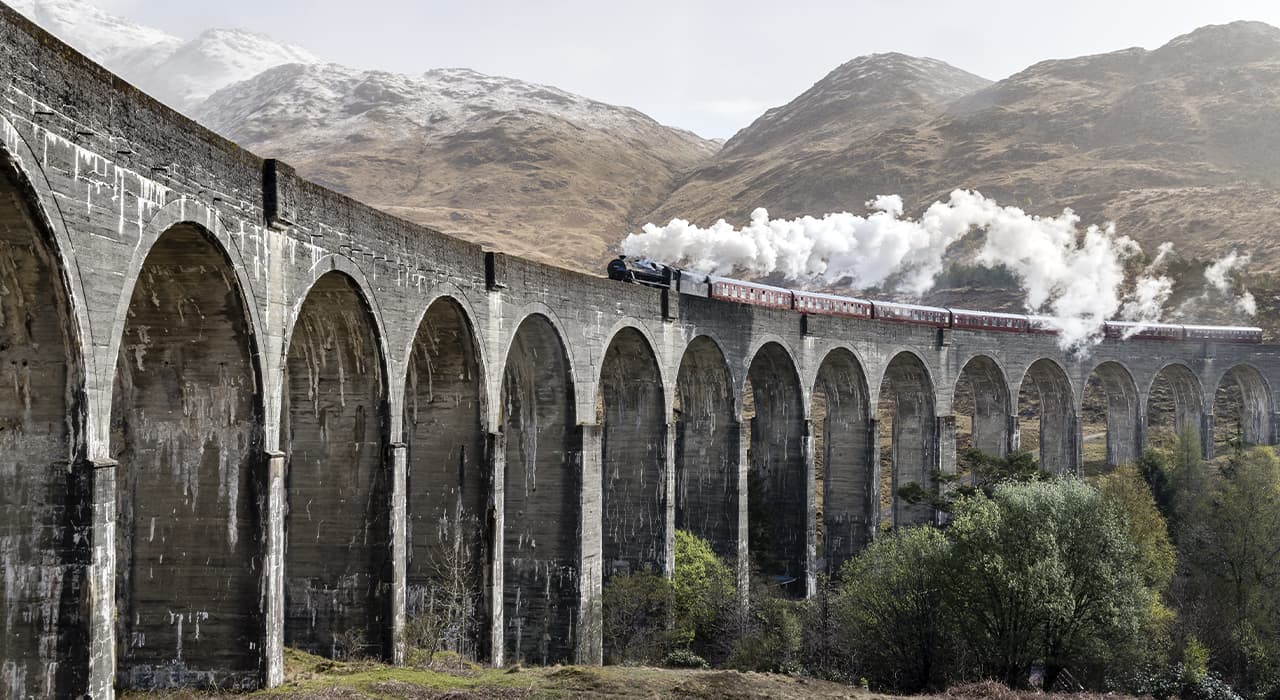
95, 0, 1280, 139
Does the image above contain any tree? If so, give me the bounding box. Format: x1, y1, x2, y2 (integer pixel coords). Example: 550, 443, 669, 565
899, 449, 1048, 514
947, 479, 1149, 689
833, 526, 954, 691
1098, 464, 1176, 594
671, 530, 737, 662
1097, 464, 1177, 683
1181, 446, 1280, 694
601, 571, 674, 665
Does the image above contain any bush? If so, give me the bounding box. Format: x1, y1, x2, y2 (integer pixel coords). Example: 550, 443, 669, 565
601, 570, 674, 665
833, 525, 954, 691
948, 479, 1150, 689
662, 648, 709, 669
727, 595, 802, 674
672, 530, 737, 662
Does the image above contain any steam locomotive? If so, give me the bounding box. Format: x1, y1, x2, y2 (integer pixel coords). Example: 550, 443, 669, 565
607, 256, 1263, 344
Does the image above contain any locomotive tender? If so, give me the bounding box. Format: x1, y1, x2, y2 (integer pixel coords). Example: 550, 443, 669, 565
607, 256, 1263, 344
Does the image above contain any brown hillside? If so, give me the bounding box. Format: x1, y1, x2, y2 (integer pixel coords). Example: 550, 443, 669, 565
650, 22, 1280, 282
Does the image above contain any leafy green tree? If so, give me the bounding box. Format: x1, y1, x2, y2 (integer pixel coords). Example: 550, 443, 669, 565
728, 595, 802, 674
947, 479, 1149, 689
833, 526, 955, 691
672, 530, 737, 662
1181, 446, 1280, 694
601, 571, 675, 665
899, 449, 1048, 513
1098, 464, 1176, 593
1097, 464, 1178, 684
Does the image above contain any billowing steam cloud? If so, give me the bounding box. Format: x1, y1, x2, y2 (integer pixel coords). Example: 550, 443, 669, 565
1204, 250, 1257, 315
622, 190, 1254, 351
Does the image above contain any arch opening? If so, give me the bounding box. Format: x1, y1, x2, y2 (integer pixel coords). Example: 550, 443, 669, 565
1212, 365, 1271, 453
1145, 364, 1204, 453
283, 272, 390, 661
598, 328, 665, 584
0, 160, 87, 697
1080, 362, 1140, 473
500, 315, 578, 665
952, 356, 1012, 477
405, 298, 488, 661
1017, 359, 1076, 475
110, 224, 264, 689
744, 343, 806, 596
673, 337, 738, 566
877, 353, 936, 528
812, 349, 871, 576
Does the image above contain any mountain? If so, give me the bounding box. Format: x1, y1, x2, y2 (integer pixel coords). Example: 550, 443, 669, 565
10, 0, 320, 111
7, 0, 181, 70
12, 0, 716, 268
650, 53, 991, 227
195, 64, 718, 269
650, 23, 1280, 280
133, 28, 320, 109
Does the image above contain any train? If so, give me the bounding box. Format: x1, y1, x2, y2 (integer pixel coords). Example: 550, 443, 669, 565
606, 256, 1263, 344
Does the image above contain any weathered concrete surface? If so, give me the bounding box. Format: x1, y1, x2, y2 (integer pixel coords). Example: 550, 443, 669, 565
4, 4, 1280, 695
283, 272, 390, 660
880, 351, 937, 527
745, 342, 807, 595
500, 314, 579, 666
673, 336, 739, 566
814, 349, 872, 576
599, 328, 665, 582
110, 226, 264, 689
405, 298, 488, 660
1018, 358, 1079, 475
0, 158, 87, 699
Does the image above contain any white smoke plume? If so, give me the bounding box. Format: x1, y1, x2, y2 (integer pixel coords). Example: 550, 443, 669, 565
622, 190, 1197, 352
1204, 250, 1257, 316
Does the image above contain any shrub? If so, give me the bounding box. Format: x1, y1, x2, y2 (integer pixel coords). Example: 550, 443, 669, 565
948, 479, 1149, 689
833, 525, 954, 691
672, 530, 737, 662
727, 595, 802, 674
601, 570, 674, 665
662, 648, 709, 669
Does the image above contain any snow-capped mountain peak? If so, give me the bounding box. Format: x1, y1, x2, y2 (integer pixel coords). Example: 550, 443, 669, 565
193, 61, 706, 146
142, 27, 321, 108
11, 0, 322, 112
9, 0, 181, 67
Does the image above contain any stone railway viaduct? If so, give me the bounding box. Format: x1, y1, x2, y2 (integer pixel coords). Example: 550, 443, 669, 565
2, 5, 1278, 696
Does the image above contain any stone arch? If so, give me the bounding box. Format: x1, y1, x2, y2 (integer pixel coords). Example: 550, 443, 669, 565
744, 341, 807, 595
1145, 363, 1205, 452
0, 141, 90, 697
1017, 358, 1077, 475
591, 319, 668, 409
672, 336, 739, 566
282, 270, 391, 661
953, 354, 1013, 462
598, 327, 666, 585
878, 351, 937, 528
108, 222, 265, 689
500, 313, 579, 665
493, 302, 576, 422
812, 347, 872, 575
403, 295, 488, 660
1081, 361, 1141, 469
108, 199, 268, 390
741, 334, 806, 413
1212, 364, 1271, 451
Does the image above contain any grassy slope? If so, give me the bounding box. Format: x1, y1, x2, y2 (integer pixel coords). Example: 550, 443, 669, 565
123, 648, 877, 699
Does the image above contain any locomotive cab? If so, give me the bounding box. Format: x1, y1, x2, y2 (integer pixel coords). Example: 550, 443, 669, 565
607, 255, 671, 288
